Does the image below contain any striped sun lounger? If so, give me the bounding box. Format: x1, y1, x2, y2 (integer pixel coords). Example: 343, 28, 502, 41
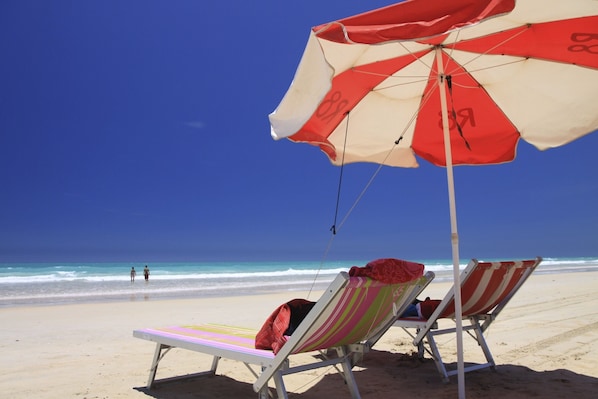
134, 270, 435, 399
394, 257, 542, 382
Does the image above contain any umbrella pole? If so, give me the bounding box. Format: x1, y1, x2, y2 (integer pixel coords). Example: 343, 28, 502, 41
436, 47, 465, 399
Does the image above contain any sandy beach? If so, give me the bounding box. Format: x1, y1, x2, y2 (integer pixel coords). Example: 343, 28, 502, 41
1, 271, 597, 398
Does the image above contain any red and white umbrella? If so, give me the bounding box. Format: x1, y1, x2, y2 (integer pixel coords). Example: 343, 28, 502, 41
269, 0, 598, 396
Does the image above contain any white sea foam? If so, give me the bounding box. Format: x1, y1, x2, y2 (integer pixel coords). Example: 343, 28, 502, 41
0, 258, 595, 307
0, 267, 346, 284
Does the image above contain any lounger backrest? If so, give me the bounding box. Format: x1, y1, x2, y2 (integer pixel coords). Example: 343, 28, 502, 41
439, 259, 540, 318
255, 271, 434, 392
291, 272, 429, 354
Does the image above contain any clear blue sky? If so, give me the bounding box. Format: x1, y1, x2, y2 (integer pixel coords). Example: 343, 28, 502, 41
1, 1, 596, 263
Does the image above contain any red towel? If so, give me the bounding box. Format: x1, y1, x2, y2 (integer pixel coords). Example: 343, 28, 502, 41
419, 298, 442, 318
349, 258, 424, 283
255, 298, 315, 354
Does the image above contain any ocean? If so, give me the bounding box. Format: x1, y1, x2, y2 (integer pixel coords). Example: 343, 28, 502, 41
1, 257, 596, 307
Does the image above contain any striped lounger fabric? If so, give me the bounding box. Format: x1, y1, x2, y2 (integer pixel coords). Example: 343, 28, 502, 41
395, 257, 542, 382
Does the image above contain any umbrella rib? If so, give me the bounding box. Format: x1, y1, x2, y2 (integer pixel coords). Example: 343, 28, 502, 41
394, 77, 438, 145
446, 24, 530, 73
447, 58, 528, 89
357, 41, 434, 92
351, 67, 430, 90
446, 29, 461, 66
399, 41, 434, 70
372, 75, 430, 91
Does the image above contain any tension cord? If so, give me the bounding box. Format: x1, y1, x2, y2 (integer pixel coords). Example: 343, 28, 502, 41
330, 111, 350, 236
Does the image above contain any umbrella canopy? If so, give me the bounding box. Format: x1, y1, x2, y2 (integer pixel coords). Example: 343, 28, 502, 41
270, 0, 598, 168
269, 0, 598, 397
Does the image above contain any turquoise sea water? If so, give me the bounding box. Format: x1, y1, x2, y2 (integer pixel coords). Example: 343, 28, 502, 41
0, 257, 596, 307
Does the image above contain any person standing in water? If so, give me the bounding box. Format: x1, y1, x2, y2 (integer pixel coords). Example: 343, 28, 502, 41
143, 265, 150, 281
130, 267, 136, 282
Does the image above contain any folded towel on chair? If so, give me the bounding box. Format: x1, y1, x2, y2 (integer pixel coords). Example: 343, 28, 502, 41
349, 258, 424, 284
255, 299, 316, 353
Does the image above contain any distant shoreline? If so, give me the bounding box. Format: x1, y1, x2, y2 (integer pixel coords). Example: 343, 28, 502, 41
2, 267, 596, 309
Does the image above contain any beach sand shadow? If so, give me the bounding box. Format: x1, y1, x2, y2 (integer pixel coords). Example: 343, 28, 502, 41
133, 349, 598, 398
133, 374, 258, 399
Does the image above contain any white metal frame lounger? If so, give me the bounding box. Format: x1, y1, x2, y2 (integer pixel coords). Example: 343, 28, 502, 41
395, 257, 542, 382
134, 270, 435, 398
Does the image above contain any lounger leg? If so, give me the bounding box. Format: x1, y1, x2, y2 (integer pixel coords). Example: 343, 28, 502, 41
257, 387, 270, 399
209, 356, 220, 374
338, 347, 361, 399
471, 322, 496, 371
426, 334, 450, 383
271, 369, 288, 399
147, 343, 170, 389
415, 328, 425, 359
417, 341, 425, 359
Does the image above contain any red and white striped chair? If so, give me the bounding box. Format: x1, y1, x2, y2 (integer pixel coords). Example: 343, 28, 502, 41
395, 257, 542, 382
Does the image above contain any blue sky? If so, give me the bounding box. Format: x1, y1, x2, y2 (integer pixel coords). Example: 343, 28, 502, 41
1, 0, 596, 263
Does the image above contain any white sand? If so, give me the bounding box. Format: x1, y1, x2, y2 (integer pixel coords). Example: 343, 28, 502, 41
1, 272, 597, 398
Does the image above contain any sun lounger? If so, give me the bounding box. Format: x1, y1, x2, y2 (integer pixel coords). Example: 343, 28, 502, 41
394, 257, 542, 382
133, 270, 434, 398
